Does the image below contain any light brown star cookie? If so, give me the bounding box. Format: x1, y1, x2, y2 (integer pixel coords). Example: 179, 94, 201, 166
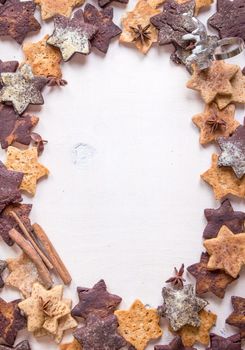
192, 103, 239, 145
174, 310, 217, 346
186, 61, 239, 104
115, 299, 162, 350
5, 253, 45, 298
215, 69, 245, 109
60, 339, 81, 350
23, 35, 62, 79
35, 0, 85, 20
18, 283, 70, 334
203, 225, 245, 278
201, 154, 245, 200
119, 0, 161, 54
5, 146, 49, 196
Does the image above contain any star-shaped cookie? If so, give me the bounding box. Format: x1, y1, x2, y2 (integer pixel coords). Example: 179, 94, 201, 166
47, 10, 98, 62
5, 146, 49, 196
203, 225, 245, 278
74, 314, 127, 350
0, 64, 47, 114
207, 333, 242, 350
0, 260, 7, 288
192, 103, 239, 145
119, 0, 161, 54
0, 161, 23, 213
0, 105, 39, 149
226, 296, 245, 338
115, 299, 162, 350
0, 341, 31, 350
201, 154, 245, 200
0, 203, 32, 246
159, 284, 208, 331
5, 253, 45, 298
174, 309, 216, 347
203, 199, 245, 239
215, 69, 245, 109
0, 0, 41, 44
0, 298, 26, 346
150, 0, 195, 48
217, 120, 245, 179
208, 0, 245, 42
186, 61, 239, 104
84, 4, 121, 54
71, 279, 122, 319
23, 35, 62, 79
35, 0, 84, 20
154, 336, 197, 349
187, 252, 236, 298
19, 283, 70, 334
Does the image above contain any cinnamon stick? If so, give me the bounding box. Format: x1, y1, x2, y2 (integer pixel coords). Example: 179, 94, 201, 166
9, 228, 53, 288
10, 211, 53, 270
32, 223, 72, 285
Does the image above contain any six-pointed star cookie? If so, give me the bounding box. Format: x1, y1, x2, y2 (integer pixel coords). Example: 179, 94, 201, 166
192, 103, 239, 145
72, 279, 122, 319
119, 0, 161, 54
0, 341, 31, 350
115, 299, 162, 350
218, 120, 245, 179
0, 105, 39, 149
174, 309, 217, 347
0, 203, 32, 246
203, 199, 245, 239
19, 283, 70, 334
0, 0, 41, 44
0, 161, 23, 213
203, 225, 245, 278
5, 253, 45, 298
150, 0, 195, 48
47, 10, 98, 62
187, 252, 236, 298
226, 296, 245, 338
207, 333, 242, 350
215, 69, 245, 109
74, 314, 127, 350
35, 0, 84, 20
84, 4, 121, 54
5, 146, 49, 196
23, 35, 63, 79
0, 260, 7, 288
201, 154, 245, 200
159, 284, 208, 331
186, 61, 239, 104
0, 298, 26, 346
0, 64, 47, 114
154, 335, 197, 349
208, 0, 245, 42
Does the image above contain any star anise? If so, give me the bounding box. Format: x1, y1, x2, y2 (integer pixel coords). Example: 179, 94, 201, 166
31, 132, 48, 155
130, 24, 151, 45
205, 113, 227, 133
46, 77, 68, 87
165, 264, 185, 289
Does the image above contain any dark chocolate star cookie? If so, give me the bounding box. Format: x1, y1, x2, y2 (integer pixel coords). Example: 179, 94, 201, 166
84, 4, 121, 54
208, 0, 245, 41
0, 0, 41, 44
